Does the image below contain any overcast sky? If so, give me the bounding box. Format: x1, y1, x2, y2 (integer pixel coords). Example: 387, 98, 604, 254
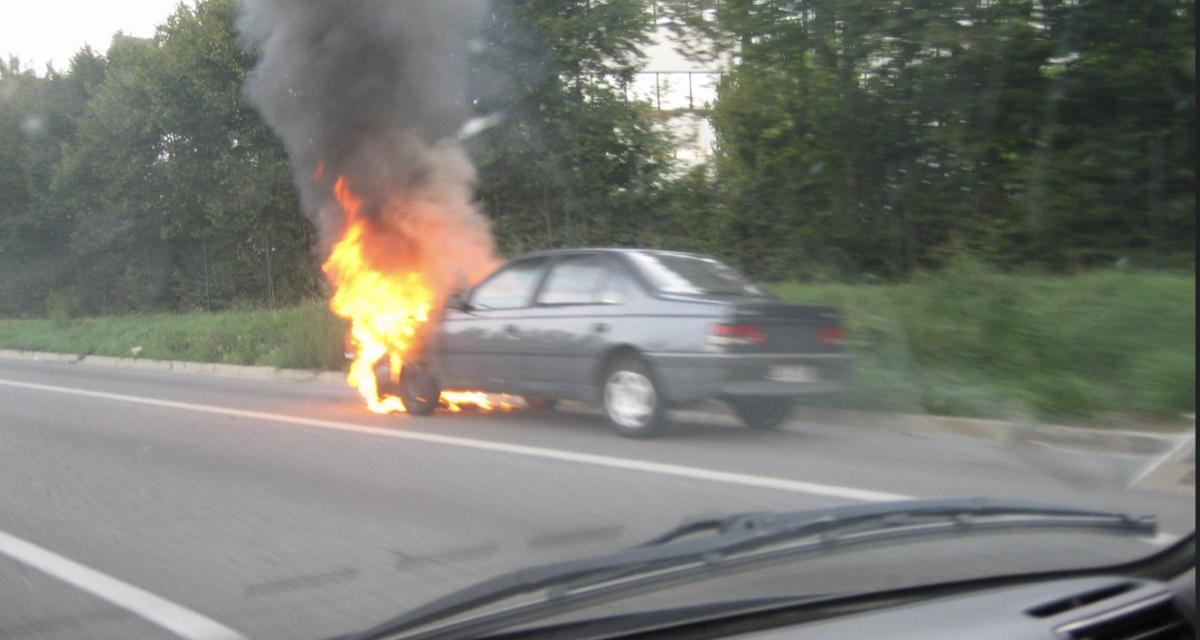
2, 1, 718, 75
1, 1, 717, 162
1, 0, 188, 72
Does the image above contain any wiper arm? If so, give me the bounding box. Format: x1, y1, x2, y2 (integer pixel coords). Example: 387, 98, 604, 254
348, 497, 1155, 640
639, 496, 1154, 547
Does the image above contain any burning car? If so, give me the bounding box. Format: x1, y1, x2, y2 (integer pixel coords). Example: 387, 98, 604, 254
375, 248, 854, 438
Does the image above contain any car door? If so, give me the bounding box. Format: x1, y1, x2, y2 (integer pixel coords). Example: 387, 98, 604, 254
520, 254, 630, 398
437, 257, 548, 391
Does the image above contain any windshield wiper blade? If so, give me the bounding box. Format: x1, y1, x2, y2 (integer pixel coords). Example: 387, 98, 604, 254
638, 496, 1154, 546
346, 497, 1155, 640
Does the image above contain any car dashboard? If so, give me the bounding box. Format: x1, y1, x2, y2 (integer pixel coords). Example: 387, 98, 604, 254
733, 570, 1196, 640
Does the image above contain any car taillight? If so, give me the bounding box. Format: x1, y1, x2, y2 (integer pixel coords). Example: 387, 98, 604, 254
818, 326, 846, 346
708, 323, 766, 346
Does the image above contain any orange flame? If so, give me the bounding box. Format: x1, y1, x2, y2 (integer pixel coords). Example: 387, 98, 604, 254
322, 177, 432, 414
321, 175, 516, 415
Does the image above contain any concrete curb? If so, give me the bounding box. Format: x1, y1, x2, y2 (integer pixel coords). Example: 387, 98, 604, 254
0, 349, 346, 384
2, 349, 1189, 456
788, 407, 1189, 456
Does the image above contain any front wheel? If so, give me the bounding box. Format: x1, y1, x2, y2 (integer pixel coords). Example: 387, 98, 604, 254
601, 356, 667, 438
732, 397, 795, 430
398, 363, 441, 416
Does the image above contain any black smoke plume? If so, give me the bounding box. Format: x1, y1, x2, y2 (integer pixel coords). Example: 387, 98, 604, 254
239, 0, 496, 294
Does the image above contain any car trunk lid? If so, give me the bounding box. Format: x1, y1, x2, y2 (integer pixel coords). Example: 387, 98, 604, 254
716, 300, 845, 354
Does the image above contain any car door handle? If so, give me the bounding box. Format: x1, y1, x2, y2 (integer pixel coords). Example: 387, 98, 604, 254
592, 322, 609, 334
504, 324, 519, 340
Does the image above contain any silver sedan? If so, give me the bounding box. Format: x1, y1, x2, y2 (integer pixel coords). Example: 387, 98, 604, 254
380, 249, 853, 438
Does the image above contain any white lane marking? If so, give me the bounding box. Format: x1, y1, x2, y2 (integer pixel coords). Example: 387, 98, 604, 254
1140, 531, 1182, 547
0, 377, 908, 502
0, 528, 246, 640
1024, 439, 1150, 461
1127, 432, 1196, 487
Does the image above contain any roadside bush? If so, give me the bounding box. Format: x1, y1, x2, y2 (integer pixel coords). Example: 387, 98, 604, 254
0, 300, 347, 371
772, 267, 1194, 423
0, 268, 1191, 425
45, 288, 77, 328
1130, 349, 1196, 417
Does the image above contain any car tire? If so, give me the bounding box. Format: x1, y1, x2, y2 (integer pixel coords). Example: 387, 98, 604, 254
732, 397, 795, 430
525, 396, 558, 411
398, 363, 441, 416
601, 356, 667, 438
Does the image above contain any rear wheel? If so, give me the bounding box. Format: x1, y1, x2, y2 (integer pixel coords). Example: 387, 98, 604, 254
601, 356, 667, 438
398, 363, 441, 416
732, 397, 795, 430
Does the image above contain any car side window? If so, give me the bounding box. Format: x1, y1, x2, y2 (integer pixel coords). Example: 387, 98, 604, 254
537, 256, 615, 305
470, 259, 546, 310
597, 270, 626, 304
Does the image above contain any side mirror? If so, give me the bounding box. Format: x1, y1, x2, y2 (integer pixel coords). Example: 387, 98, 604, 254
446, 291, 471, 312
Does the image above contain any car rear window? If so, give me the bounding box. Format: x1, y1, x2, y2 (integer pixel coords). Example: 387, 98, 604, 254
628, 252, 764, 296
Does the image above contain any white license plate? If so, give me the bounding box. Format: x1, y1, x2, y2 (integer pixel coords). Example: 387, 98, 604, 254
767, 365, 817, 383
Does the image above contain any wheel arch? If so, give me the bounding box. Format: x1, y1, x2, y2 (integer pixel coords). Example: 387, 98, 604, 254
593, 344, 666, 402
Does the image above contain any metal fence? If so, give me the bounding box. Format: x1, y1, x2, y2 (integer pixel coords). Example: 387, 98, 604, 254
627, 70, 723, 113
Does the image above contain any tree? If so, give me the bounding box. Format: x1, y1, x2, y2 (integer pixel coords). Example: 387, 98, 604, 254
146, 0, 319, 309
0, 50, 107, 315
3, 0, 1191, 318
1024, 0, 1195, 268
48, 35, 171, 314
673, 0, 1194, 278
467, 0, 675, 254
8, 0, 322, 316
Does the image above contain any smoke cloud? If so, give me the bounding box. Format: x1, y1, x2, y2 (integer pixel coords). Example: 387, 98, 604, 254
238, 0, 497, 297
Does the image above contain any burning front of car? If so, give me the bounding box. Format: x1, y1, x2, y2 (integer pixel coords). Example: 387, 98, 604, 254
241, 0, 505, 416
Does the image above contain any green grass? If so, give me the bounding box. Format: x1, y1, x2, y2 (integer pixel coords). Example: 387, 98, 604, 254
0, 266, 1193, 424
772, 265, 1195, 423
0, 300, 347, 371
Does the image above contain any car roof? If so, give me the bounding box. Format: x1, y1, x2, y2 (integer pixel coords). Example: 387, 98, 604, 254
510, 247, 714, 262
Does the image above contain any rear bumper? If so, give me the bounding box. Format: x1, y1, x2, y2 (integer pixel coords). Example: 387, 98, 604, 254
644, 352, 854, 404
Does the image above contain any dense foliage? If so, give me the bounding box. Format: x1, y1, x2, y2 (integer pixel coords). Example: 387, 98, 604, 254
1, 0, 317, 317
0, 0, 1193, 316
667, 0, 1195, 278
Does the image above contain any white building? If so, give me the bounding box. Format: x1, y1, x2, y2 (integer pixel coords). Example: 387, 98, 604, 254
630, 20, 728, 166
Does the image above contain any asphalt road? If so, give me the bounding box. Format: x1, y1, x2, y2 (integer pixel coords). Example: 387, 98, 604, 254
0, 357, 1193, 640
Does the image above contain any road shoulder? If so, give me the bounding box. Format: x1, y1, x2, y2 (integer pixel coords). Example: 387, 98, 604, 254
1, 349, 1189, 457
